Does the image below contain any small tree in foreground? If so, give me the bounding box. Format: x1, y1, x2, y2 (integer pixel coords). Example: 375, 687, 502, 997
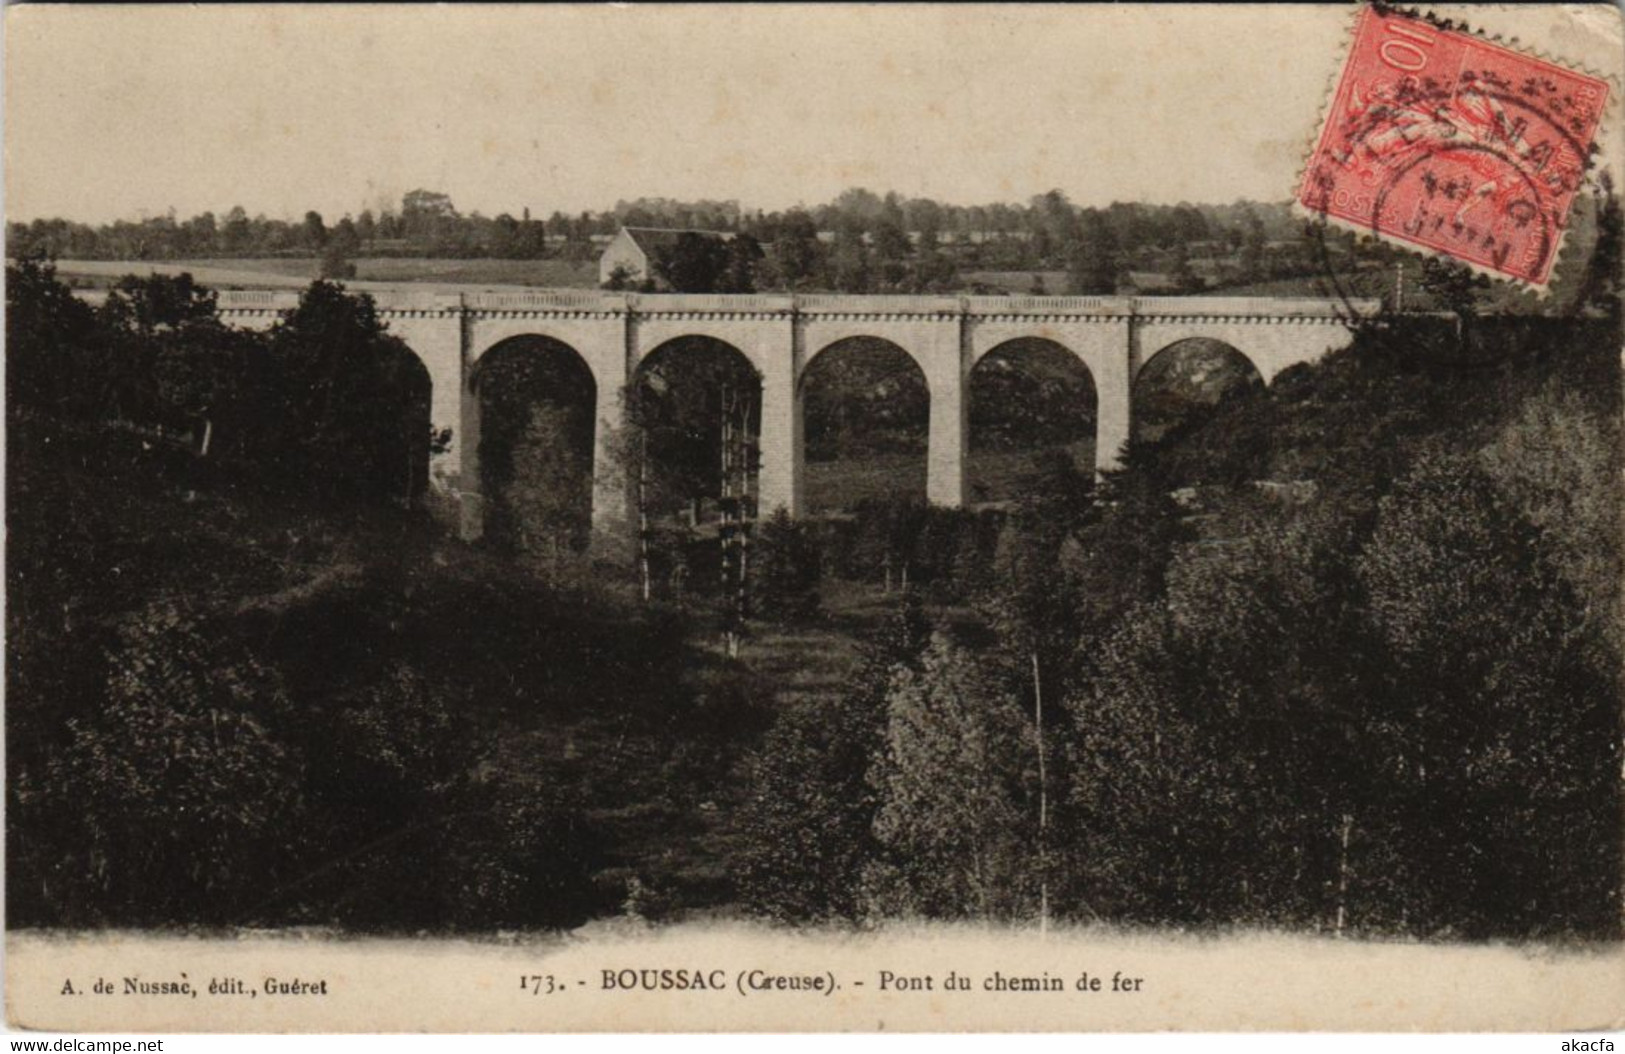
734, 589, 932, 921
862, 634, 1038, 921
751, 507, 821, 621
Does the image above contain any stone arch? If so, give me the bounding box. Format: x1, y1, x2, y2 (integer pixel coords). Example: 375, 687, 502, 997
351, 339, 435, 513
1133, 325, 1271, 384
968, 337, 1097, 503
798, 336, 931, 512
635, 322, 780, 382
1133, 337, 1265, 445
469, 319, 614, 373
796, 326, 934, 387
373, 339, 434, 510
471, 335, 599, 553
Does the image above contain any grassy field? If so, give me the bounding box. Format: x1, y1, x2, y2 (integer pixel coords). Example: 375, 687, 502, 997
803, 445, 1095, 512
805, 451, 927, 512
960, 270, 1070, 295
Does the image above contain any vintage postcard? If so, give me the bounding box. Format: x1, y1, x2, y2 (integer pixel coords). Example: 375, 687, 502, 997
5, 1, 1624, 1034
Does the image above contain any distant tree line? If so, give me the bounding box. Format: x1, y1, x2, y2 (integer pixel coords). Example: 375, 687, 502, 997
12, 186, 1334, 295
8, 190, 551, 264
632, 190, 1318, 295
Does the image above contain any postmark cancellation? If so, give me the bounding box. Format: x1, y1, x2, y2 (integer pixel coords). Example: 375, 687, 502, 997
1298, 3, 1612, 287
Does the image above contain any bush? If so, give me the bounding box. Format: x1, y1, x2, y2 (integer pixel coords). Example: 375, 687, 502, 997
751, 508, 821, 620
29, 602, 302, 926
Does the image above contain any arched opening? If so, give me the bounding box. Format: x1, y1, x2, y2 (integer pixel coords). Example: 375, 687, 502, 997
968, 338, 1096, 504
359, 340, 433, 509
1133, 338, 1264, 445
633, 335, 763, 525
799, 336, 930, 514
473, 336, 597, 558
398, 350, 433, 509
631, 335, 762, 603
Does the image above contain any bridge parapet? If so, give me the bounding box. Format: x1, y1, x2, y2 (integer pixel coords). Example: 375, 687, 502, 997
463, 289, 624, 314
796, 293, 962, 316
371, 291, 464, 314
215, 289, 471, 321
629, 292, 795, 315
1132, 295, 1382, 319
88, 287, 1384, 322
216, 290, 293, 311
965, 294, 1126, 316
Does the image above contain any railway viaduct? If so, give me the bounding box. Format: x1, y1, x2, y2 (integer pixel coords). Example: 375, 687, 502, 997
191, 289, 1379, 540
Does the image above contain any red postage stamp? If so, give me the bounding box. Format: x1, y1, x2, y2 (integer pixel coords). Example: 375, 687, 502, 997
1298, 4, 1611, 286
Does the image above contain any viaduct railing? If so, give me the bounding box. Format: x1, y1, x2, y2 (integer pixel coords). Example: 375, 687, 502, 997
200, 289, 1382, 320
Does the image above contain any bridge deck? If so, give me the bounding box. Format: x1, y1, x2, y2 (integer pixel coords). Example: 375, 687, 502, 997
119, 288, 1380, 319
69, 283, 1382, 319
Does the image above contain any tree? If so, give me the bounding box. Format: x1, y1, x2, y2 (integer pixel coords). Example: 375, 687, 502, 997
400, 189, 458, 248
771, 209, 822, 289
1169, 243, 1204, 293
40, 601, 301, 924
332, 216, 362, 252
633, 338, 760, 517
100, 272, 254, 434
93, 274, 205, 423
1480, 388, 1622, 662
402, 189, 456, 220
1063, 603, 1254, 924
1169, 203, 1210, 244
221, 206, 252, 253
269, 280, 430, 504
871, 219, 910, 290
911, 229, 957, 293
830, 220, 872, 293
504, 403, 594, 577
1419, 256, 1487, 319
653, 232, 731, 293
102, 272, 219, 336
752, 508, 821, 620
513, 214, 548, 260
833, 187, 885, 228
862, 634, 1039, 920
303, 210, 328, 250
183, 211, 218, 255
734, 589, 930, 921
602, 264, 637, 291
1067, 208, 1119, 295
321, 218, 362, 279
722, 232, 762, 293
1355, 452, 1618, 935
1577, 174, 1622, 321
1238, 207, 1267, 283
6, 256, 107, 419
1031, 189, 1077, 266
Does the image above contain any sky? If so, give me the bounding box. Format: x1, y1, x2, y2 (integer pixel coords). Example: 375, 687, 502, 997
4, 4, 1618, 225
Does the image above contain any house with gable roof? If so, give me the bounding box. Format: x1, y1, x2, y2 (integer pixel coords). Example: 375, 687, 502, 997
599, 226, 744, 289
